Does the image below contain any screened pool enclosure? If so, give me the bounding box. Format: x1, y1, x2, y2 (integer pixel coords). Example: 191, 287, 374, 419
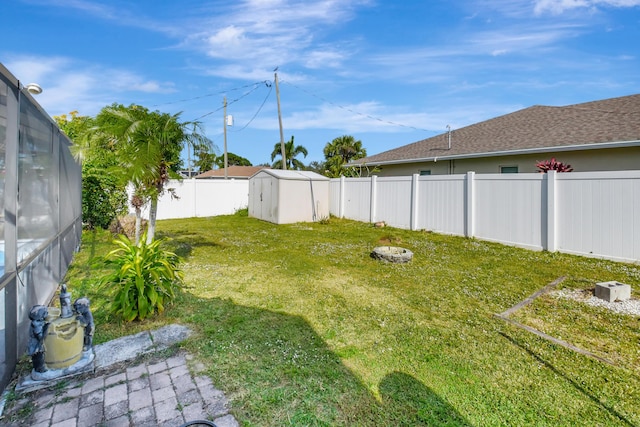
0, 64, 82, 392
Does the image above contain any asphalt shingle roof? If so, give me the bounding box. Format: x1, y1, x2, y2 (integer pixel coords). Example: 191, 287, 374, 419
195, 165, 268, 178
354, 94, 640, 165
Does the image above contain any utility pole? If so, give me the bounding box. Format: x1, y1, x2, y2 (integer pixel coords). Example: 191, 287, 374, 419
274, 70, 286, 170
223, 96, 228, 179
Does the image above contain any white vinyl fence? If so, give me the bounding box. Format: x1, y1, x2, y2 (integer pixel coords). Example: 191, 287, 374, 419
330, 171, 640, 263
146, 172, 640, 263
133, 179, 249, 220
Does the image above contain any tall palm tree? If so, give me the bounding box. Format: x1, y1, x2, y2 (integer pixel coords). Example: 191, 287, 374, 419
323, 135, 367, 177
96, 104, 211, 243
270, 135, 308, 170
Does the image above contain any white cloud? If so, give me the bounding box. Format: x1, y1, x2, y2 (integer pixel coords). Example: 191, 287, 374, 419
533, 0, 640, 14
247, 101, 468, 133
304, 49, 347, 69
185, 0, 371, 77
21, 0, 182, 35
4, 56, 71, 85
366, 20, 587, 85
4, 55, 176, 116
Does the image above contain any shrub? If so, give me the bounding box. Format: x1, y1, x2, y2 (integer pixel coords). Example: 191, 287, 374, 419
82, 173, 128, 229
99, 233, 183, 321
535, 158, 574, 173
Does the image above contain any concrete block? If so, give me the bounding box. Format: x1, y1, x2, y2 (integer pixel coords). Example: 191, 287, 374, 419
595, 281, 631, 302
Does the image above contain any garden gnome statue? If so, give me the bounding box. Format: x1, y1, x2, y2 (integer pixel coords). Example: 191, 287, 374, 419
73, 297, 94, 351
60, 284, 73, 318
28, 305, 49, 373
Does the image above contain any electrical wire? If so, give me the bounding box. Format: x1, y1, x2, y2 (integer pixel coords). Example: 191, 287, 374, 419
191, 82, 266, 121
229, 82, 273, 132
281, 80, 435, 133
151, 81, 269, 108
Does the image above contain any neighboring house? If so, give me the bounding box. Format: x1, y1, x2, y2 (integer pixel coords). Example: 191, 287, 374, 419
195, 165, 268, 179
351, 94, 640, 176
178, 170, 200, 178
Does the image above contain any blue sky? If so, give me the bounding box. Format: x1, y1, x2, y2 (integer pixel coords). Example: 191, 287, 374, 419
2, 0, 640, 167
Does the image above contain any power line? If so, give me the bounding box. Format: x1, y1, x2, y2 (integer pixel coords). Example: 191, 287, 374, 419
282, 80, 435, 133
151, 81, 269, 108
230, 81, 273, 132
191, 82, 268, 121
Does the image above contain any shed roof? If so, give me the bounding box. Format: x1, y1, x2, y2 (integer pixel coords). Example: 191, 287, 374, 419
352, 94, 640, 166
195, 165, 268, 179
252, 169, 330, 181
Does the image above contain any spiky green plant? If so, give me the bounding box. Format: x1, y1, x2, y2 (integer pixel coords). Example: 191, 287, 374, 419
99, 233, 183, 321
535, 157, 574, 173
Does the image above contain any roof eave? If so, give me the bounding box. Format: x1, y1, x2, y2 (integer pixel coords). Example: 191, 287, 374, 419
351, 140, 640, 167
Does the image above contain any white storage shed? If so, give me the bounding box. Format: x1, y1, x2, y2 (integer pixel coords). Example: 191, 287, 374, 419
248, 170, 330, 224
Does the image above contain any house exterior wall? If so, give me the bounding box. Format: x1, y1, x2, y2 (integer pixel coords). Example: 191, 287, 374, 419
373, 146, 640, 176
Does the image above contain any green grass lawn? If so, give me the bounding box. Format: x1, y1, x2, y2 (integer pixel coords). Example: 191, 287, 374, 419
66, 213, 640, 426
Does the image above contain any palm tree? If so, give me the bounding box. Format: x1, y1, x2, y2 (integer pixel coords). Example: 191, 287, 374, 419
323, 135, 367, 178
270, 136, 308, 170
96, 104, 211, 243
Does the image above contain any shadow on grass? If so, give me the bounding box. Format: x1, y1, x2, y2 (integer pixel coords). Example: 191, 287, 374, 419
84, 228, 101, 262
173, 291, 470, 426
156, 231, 223, 258
499, 332, 636, 427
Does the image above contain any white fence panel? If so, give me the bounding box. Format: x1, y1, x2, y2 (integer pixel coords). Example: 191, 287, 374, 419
144, 171, 640, 263
416, 175, 466, 235
147, 179, 249, 220
329, 179, 341, 215
556, 171, 640, 262
375, 176, 413, 228
342, 178, 372, 222
473, 174, 545, 250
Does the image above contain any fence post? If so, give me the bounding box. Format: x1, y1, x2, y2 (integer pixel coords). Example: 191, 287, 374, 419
465, 171, 475, 238
339, 175, 345, 218
546, 170, 557, 252
370, 175, 378, 223
411, 174, 419, 230
192, 179, 198, 218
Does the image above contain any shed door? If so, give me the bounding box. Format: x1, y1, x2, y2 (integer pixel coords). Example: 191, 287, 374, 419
260, 177, 273, 221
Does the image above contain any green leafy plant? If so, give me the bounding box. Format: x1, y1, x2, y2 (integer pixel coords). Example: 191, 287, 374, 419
99, 233, 183, 321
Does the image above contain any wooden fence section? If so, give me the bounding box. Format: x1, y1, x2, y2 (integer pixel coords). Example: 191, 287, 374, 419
330, 171, 640, 263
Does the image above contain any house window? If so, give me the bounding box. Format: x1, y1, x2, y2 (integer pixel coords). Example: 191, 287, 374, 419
500, 166, 518, 174
420, 170, 431, 176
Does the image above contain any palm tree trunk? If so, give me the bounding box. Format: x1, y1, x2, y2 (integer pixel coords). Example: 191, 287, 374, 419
134, 206, 141, 245
147, 196, 158, 243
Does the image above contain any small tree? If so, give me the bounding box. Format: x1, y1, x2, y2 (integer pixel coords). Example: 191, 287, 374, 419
535, 158, 574, 173
96, 104, 211, 243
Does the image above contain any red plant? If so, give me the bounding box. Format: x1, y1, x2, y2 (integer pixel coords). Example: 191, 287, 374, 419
535, 158, 573, 173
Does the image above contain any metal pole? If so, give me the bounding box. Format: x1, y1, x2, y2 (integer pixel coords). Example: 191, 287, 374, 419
274, 71, 286, 170
223, 96, 228, 179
